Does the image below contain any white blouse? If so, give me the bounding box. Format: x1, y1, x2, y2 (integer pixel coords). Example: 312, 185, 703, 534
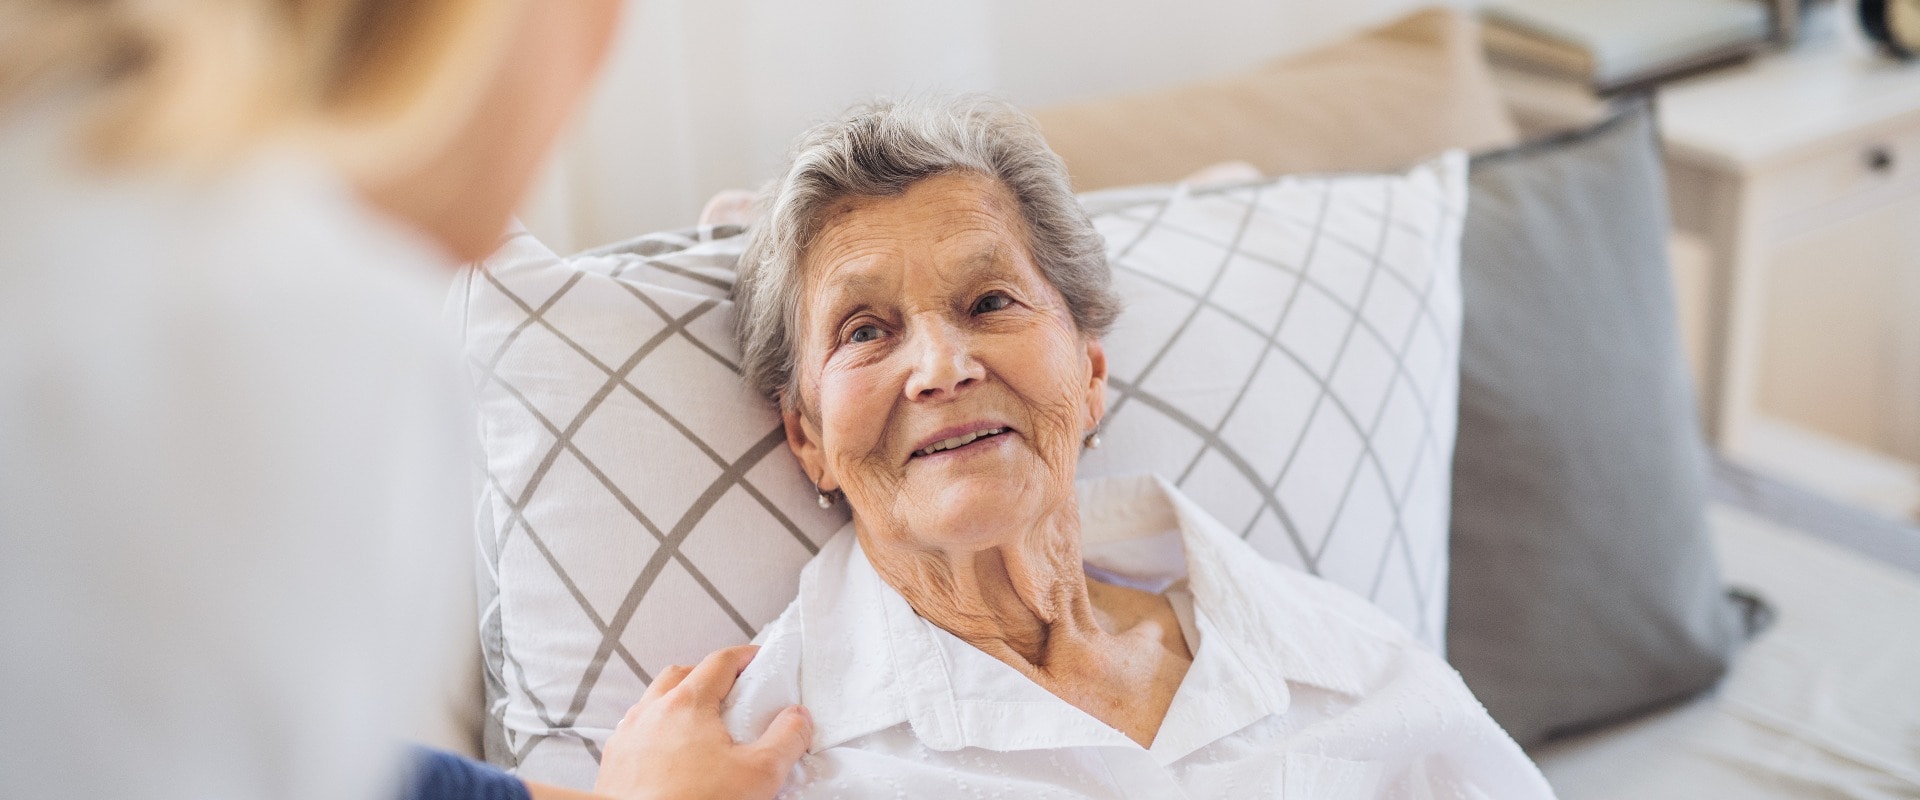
723, 474, 1557, 799
0, 105, 475, 799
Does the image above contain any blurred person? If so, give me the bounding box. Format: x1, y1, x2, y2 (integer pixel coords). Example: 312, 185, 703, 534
0, 2, 805, 799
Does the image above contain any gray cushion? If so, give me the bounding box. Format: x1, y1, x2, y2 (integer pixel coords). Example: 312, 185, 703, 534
1446, 100, 1749, 746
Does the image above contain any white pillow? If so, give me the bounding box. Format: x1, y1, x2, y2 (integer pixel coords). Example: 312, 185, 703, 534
460, 226, 848, 786
1077, 152, 1466, 653
456, 154, 1466, 788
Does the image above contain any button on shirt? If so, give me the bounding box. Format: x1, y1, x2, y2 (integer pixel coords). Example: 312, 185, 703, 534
722, 475, 1556, 799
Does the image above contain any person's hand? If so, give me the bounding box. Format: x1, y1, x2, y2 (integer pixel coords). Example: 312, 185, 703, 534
591, 645, 811, 800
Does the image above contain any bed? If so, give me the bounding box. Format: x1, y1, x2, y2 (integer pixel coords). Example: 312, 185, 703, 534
1535, 460, 1920, 798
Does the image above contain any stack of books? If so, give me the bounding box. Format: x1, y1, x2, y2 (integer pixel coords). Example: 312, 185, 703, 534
1481, 0, 1777, 132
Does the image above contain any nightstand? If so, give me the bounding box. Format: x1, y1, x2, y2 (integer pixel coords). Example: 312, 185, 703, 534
1661, 3, 1920, 521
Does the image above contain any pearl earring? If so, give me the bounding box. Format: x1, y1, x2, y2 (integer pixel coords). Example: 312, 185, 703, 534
816, 489, 833, 509
1083, 430, 1102, 450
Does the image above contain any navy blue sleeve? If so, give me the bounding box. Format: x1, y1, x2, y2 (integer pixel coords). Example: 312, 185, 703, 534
401, 746, 534, 800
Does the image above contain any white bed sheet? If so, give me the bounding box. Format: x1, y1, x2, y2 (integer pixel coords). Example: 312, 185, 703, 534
1533, 504, 1920, 799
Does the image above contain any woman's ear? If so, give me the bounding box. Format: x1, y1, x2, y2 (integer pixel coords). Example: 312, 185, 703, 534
1083, 336, 1108, 432
781, 394, 836, 492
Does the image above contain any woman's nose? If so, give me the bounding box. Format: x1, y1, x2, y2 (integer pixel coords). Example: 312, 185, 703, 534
903, 320, 983, 401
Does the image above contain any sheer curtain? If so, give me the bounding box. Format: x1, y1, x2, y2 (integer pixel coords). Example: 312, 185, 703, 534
521, 0, 1465, 251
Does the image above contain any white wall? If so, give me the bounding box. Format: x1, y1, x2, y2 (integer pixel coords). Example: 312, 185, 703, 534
521, 0, 1471, 251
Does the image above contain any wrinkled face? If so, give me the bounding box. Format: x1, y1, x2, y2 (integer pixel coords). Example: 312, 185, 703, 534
783, 171, 1107, 553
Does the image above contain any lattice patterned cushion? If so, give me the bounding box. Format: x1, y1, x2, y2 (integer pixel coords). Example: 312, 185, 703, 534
457, 153, 1466, 788
459, 227, 849, 786
1078, 153, 1466, 652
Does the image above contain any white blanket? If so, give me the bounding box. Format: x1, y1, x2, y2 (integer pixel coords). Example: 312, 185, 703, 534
1536, 505, 1920, 798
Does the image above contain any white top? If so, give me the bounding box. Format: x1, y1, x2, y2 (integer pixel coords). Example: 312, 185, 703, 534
722, 474, 1557, 799
0, 104, 475, 799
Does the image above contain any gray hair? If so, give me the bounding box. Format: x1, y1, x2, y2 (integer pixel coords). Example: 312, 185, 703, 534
734, 94, 1120, 406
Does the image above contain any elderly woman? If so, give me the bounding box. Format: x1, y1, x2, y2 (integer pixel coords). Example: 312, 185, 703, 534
721, 96, 1555, 798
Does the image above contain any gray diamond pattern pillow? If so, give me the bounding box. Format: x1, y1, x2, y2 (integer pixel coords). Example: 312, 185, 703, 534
460, 227, 848, 786
1078, 153, 1466, 650
458, 154, 1465, 789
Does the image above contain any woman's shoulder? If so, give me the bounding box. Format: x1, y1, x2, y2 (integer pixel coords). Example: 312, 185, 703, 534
721, 601, 806, 746
718, 526, 859, 744
1181, 508, 1445, 696
1, 105, 450, 308
1179, 513, 1416, 648
1267, 560, 1422, 648
1082, 474, 1435, 672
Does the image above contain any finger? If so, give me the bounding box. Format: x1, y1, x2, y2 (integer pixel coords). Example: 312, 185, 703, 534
681, 644, 760, 708
640, 664, 693, 705
750, 704, 813, 769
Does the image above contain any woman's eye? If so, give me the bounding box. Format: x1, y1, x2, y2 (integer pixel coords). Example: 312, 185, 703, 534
973, 293, 1012, 314
847, 324, 883, 344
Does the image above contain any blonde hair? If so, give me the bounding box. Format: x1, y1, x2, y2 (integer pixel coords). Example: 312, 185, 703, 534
0, 0, 518, 176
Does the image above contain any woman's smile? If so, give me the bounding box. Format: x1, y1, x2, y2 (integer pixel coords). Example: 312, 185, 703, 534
908, 427, 1015, 466
907, 422, 1017, 461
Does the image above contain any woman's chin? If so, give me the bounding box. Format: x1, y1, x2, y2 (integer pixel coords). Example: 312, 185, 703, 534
899, 474, 1055, 549
874, 433, 1075, 548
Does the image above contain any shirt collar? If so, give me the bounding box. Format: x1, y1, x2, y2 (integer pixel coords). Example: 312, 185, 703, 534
795, 474, 1393, 758
1107, 475, 1390, 700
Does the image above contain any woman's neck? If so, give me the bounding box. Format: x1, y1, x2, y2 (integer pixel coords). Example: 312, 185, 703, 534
855, 505, 1194, 748
859, 507, 1098, 667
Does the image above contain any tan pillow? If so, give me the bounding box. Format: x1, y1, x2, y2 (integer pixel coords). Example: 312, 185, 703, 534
1031, 8, 1519, 190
